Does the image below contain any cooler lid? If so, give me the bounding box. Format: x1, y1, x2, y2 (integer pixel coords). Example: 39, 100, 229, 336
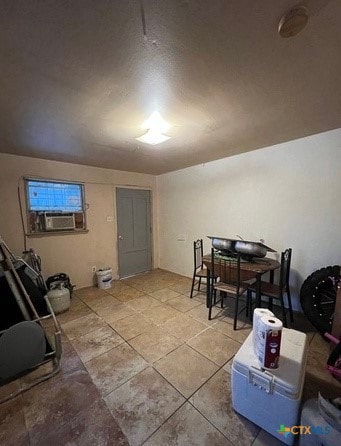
232, 328, 307, 398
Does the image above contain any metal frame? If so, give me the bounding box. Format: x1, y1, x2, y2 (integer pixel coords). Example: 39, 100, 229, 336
0, 237, 62, 404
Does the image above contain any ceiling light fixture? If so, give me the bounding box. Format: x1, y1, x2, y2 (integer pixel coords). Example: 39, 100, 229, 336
136, 111, 171, 145
278, 5, 309, 38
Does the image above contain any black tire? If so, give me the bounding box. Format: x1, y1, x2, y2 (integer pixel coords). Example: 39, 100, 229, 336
300, 265, 340, 335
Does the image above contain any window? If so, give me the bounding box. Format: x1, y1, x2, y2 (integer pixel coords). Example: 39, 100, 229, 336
25, 178, 86, 234
27, 180, 83, 212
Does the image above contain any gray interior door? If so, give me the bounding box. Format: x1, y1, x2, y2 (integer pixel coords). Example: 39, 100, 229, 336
116, 188, 152, 278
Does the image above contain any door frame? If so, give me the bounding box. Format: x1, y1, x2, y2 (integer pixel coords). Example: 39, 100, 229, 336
114, 186, 154, 279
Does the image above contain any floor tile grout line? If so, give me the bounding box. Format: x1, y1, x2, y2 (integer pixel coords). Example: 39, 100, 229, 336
16, 393, 33, 446
90, 328, 185, 398
65, 286, 310, 436
64, 331, 150, 400
184, 356, 234, 401
150, 342, 236, 402
65, 305, 178, 342
99, 361, 150, 400
4, 272, 319, 446
124, 332, 182, 366
78, 285, 195, 311
98, 350, 184, 401
95, 321, 223, 400
134, 366, 225, 445
124, 281, 183, 294
61, 321, 109, 342
139, 399, 189, 446
184, 358, 261, 445
73, 336, 126, 365
179, 341, 225, 369
75, 292, 240, 370
67, 308, 167, 366
63, 293, 240, 372
186, 399, 245, 445
185, 335, 240, 368
136, 364, 238, 446
92, 310, 322, 409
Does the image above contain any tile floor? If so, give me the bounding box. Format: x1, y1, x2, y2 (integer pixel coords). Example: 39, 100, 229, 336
0, 268, 336, 446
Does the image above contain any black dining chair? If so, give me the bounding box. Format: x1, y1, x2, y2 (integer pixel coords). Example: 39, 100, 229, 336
190, 239, 219, 299
247, 248, 294, 327
209, 248, 255, 329
190, 239, 210, 298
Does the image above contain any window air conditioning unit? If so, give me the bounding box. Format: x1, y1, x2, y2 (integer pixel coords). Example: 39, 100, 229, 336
44, 213, 75, 231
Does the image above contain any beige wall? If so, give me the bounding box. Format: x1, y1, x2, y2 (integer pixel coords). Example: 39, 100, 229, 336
1, 129, 340, 307
0, 153, 157, 288
156, 129, 341, 310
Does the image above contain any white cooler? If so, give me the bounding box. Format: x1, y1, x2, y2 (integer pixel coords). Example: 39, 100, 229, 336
232, 328, 308, 445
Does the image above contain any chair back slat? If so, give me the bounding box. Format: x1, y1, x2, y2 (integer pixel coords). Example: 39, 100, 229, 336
194, 239, 203, 270
279, 248, 292, 291
211, 248, 242, 294
190, 239, 207, 299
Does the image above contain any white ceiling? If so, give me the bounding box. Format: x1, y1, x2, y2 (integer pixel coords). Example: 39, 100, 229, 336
0, 0, 340, 175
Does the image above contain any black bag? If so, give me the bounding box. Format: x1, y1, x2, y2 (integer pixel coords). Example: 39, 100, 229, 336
46, 273, 74, 296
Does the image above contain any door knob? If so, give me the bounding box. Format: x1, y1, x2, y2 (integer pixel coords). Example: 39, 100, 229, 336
118, 235, 124, 240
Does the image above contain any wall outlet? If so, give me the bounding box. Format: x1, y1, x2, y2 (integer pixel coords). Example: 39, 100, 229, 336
91, 266, 96, 273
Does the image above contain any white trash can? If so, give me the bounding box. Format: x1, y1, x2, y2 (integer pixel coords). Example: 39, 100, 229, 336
96, 268, 113, 289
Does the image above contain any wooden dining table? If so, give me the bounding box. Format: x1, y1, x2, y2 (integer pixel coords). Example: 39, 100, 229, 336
202, 254, 280, 311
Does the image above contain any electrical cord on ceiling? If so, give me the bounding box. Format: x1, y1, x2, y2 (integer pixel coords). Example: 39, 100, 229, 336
139, 0, 147, 38
17, 183, 27, 251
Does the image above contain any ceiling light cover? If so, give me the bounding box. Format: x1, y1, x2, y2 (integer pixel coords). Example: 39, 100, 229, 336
141, 111, 170, 133
136, 129, 171, 145
136, 111, 171, 145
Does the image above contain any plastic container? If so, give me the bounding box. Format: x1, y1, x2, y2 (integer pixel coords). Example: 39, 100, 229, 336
47, 284, 70, 314
231, 328, 308, 446
299, 395, 341, 445
96, 268, 113, 289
